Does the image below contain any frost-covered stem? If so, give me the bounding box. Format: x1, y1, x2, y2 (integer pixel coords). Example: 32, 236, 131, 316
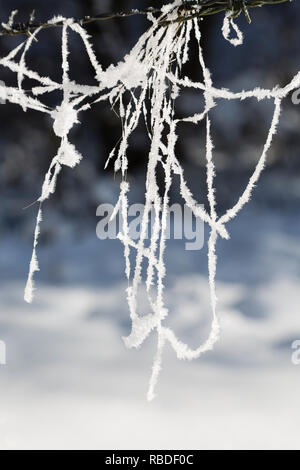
70, 23, 102, 79
0, 7, 163, 37
24, 19, 82, 303
156, 123, 174, 311
62, 21, 71, 104
205, 117, 217, 221
128, 24, 176, 322
205, 117, 220, 338
124, 23, 179, 398
146, 194, 161, 292
0, 1, 292, 36
18, 26, 43, 111
24, 204, 42, 303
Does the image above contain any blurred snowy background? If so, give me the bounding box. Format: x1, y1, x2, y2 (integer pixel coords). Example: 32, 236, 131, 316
0, 0, 300, 450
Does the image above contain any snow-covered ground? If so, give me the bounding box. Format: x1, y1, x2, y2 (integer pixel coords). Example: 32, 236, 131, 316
0, 204, 300, 450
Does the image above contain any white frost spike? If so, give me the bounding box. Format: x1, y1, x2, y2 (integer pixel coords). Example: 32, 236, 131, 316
222, 12, 244, 47
220, 98, 282, 225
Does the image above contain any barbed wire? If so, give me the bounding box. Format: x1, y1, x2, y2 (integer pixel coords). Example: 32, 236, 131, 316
0, 0, 293, 37
161, 0, 293, 25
